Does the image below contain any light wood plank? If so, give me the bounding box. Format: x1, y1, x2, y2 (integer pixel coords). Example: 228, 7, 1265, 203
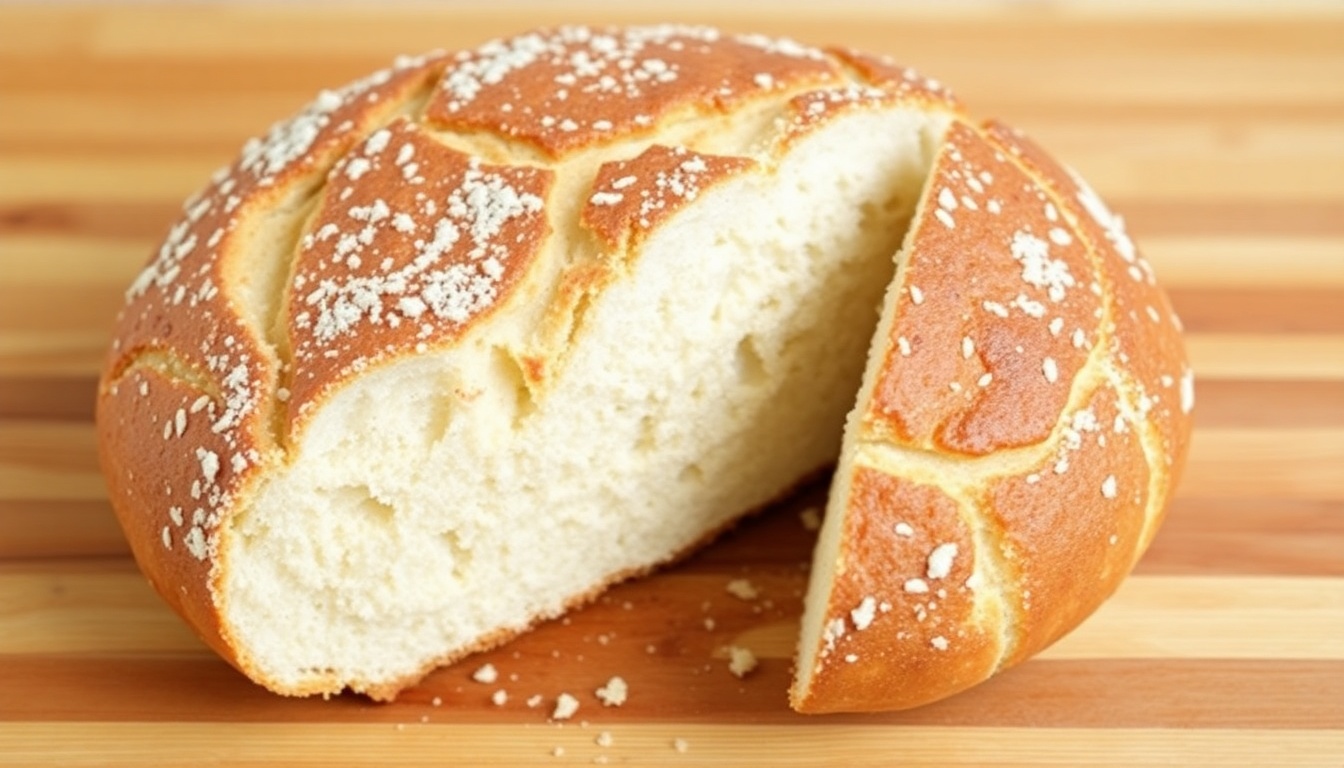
1024, 121, 1344, 201
0, 421, 104, 502
1169, 290, 1344, 334
0, 723, 1337, 768
1145, 237, 1344, 288
1042, 575, 1344, 659
1139, 497, 1344, 576
0, 156, 216, 205
0, 93, 313, 150
1187, 335, 1344, 381
0, 329, 108, 378
0, 237, 152, 286
1179, 428, 1344, 500
0, 571, 205, 655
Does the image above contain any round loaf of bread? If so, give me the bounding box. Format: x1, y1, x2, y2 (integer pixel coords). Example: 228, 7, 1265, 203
95, 25, 1193, 711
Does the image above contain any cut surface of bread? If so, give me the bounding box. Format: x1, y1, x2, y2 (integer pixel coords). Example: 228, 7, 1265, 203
95, 25, 1191, 711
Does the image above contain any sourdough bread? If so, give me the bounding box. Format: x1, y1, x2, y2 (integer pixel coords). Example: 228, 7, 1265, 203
96, 25, 1192, 711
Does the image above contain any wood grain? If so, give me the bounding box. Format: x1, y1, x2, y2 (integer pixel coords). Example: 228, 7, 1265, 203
1, 724, 1339, 768
1, 3, 1341, 766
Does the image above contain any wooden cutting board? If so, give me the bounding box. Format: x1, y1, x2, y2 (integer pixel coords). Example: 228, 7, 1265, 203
1, 4, 1341, 765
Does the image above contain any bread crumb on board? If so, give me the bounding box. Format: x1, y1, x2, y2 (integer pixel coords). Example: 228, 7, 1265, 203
725, 578, 759, 600
595, 675, 628, 707
552, 692, 580, 720
799, 506, 822, 531
472, 663, 498, 684
728, 645, 758, 678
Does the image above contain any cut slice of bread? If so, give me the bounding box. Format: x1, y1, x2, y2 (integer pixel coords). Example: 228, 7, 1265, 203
96, 25, 1192, 711
790, 120, 1192, 712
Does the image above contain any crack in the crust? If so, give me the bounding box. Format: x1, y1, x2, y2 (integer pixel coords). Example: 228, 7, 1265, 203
491, 345, 539, 430
420, 125, 554, 168
243, 76, 448, 454
1101, 357, 1172, 559
104, 345, 223, 400
850, 340, 1112, 489
975, 131, 1170, 670
957, 486, 1019, 674
986, 131, 1175, 567
260, 191, 320, 453
403, 81, 827, 410
850, 370, 1114, 677
419, 84, 803, 171
849, 216, 1117, 675
823, 47, 886, 95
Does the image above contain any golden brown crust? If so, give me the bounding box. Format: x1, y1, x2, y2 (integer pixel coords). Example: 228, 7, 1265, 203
285, 116, 554, 427
826, 47, 960, 110
581, 144, 756, 250
983, 382, 1152, 666
99, 52, 449, 544
864, 120, 1102, 455
96, 366, 240, 667
109, 51, 448, 404
981, 121, 1194, 491
422, 25, 845, 158
791, 468, 1002, 713
771, 52, 962, 153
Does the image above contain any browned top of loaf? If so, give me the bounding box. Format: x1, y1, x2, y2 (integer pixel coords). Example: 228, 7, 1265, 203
982, 122, 1194, 480
286, 116, 554, 421
862, 118, 1191, 462
104, 25, 958, 450
864, 120, 1103, 455
421, 26, 953, 157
